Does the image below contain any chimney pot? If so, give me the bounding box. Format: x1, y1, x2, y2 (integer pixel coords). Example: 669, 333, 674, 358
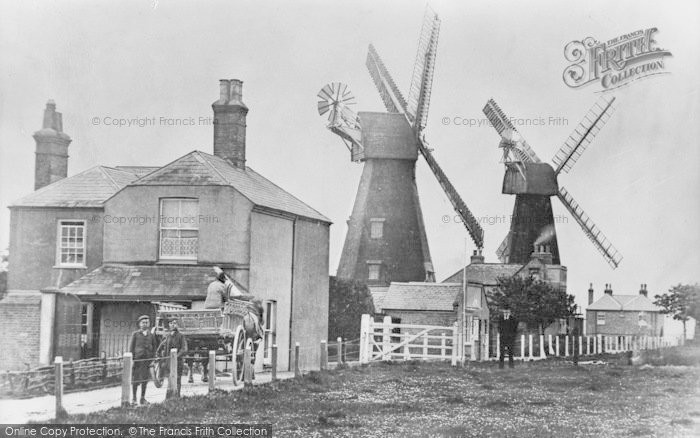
230, 79, 243, 103
588, 283, 594, 305
219, 79, 231, 104
34, 100, 71, 190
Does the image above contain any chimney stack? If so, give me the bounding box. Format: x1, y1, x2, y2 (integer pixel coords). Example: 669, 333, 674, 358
531, 244, 553, 265
588, 283, 594, 305
470, 249, 484, 264
604, 283, 613, 295
212, 78, 248, 168
639, 283, 648, 297
34, 100, 71, 190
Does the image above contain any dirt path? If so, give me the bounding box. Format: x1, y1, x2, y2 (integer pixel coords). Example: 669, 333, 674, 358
0, 370, 296, 423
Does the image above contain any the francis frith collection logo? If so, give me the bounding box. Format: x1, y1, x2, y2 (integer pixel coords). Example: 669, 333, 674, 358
563, 28, 672, 91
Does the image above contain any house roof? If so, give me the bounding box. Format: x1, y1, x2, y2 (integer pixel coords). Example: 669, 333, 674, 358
442, 263, 521, 286
587, 293, 660, 312
114, 166, 161, 177
11, 166, 143, 208
382, 282, 461, 312
129, 151, 330, 223
368, 286, 389, 312
59, 263, 247, 301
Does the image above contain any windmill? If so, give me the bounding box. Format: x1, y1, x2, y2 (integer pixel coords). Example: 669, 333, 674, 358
317, 8, 484, 285
482, 97, 623, 269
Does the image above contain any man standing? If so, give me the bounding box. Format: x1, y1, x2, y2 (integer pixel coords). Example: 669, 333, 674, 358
129, 315, 157, 405
164, 318, 187, 398
498, 309, 519, 369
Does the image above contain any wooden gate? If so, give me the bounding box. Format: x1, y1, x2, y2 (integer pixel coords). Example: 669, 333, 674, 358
359, 314, 460, 364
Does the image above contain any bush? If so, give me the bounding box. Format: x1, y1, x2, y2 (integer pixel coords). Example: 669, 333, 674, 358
328, 276, 374, 341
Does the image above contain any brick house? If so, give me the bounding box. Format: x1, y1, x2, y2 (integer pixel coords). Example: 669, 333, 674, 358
1, 79, 331, 372
585, 283, 663, 336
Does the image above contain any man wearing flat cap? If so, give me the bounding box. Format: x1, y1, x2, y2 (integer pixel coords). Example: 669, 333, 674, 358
129, 314, 157, 405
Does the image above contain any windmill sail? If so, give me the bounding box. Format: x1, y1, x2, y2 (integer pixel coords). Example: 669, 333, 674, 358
483, 99, 542, 163
366, 44, 408, 114
557, 186, 622, 268
417, 137, 484, 249
407, 7, 441, 130
552, 96, 616, 175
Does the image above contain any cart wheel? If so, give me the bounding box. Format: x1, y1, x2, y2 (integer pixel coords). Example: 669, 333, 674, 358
152, 339, 167, 388
231, 326, 246, 385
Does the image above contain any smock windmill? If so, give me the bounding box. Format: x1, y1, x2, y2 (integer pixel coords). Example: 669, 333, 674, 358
317, 8, 484, 285
482, 97, 623, 269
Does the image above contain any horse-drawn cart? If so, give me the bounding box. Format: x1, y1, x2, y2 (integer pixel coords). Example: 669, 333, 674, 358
153, 299, 257, 385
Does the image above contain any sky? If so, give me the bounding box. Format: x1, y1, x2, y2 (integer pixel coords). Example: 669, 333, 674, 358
0, 0, 698, 313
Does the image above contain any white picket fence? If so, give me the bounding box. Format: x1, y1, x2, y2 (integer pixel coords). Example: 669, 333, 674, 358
359, 314, 685, 364
492, 333, 684, 361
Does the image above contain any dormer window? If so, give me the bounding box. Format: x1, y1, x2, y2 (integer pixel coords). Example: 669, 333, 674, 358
159, 198, 199, 261
370, 218, 385, 239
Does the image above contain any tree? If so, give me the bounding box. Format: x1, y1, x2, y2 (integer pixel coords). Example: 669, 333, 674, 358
654, 283, 700, 340
492, 275, 577, 335
328, 276, 375, 341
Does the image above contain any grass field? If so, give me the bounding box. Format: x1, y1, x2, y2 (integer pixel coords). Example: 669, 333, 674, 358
50, 348, 700, 437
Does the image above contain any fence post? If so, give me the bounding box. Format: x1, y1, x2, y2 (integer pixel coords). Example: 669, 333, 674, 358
359, 314, 370, 364
422, 332, 429, 359
578, 336, 583, 357
404, 343, 410, 360
548, 334, 554, 355
441, 333, 446, 361
555, 336, 560, 356
564, 336, 569, 357
68, 359, 75, 388
320, 340, 328, 371
451, 322, 459, 366
243, 347, 252, 386
520, 335, 525, 359
101, 351, 108, 381
121, 352, 132, 407
597, 335, 602, 354
337, 337, 343, 365
54, 357, 67, 418
208, 350, 215, 393
495, 332, 500, 360
382, 316, 392, 361
271, 345, 278, 382
539, 335, 546, 358
294, 342, 301, 378
167, 348, 178, 399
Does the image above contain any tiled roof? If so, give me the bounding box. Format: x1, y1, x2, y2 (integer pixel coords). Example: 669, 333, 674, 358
114, 166, 161, 177
368, 286, 389, 312
442, 263, 521, 286
132, 151, 330, 223
11, 166, 143, 208
587, 293, 660, 312
382, 282, 461, 312
60, 264, 247, 301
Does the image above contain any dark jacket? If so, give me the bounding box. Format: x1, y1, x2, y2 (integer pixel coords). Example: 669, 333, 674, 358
129, 330, 157, 360
164, 329, 188, 363
498, 316, 519, 344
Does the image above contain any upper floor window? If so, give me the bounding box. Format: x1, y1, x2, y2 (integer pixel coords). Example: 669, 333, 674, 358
596, 312, 606, 325
57, 220, 86, 267
370, 218, 385, 239
367, 261, 382, 281
159, 198, 199, 261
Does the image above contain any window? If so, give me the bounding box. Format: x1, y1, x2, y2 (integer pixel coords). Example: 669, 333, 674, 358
263, 300, 277, 365
57, 220, 86, 267
596, 312, 606, 325
367, 262, 381, 281
638, 312, 648, 327
370, 218, 385, 239
159, 199, 199, 260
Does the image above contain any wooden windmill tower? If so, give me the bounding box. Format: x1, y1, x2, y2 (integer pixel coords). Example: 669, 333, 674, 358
482, 97, 623, 268
318, 8, 484, 285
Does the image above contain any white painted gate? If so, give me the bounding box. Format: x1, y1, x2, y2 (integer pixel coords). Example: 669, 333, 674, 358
359, 314, 461, 365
